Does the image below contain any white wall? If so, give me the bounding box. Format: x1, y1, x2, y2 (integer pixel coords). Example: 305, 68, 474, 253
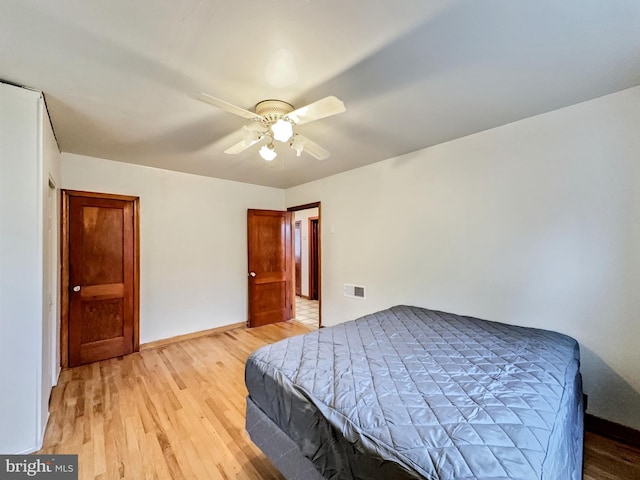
294, 207, 319, 297
286, 85, 640, 430
0, 84, 60, 453
61, 154, 284, 343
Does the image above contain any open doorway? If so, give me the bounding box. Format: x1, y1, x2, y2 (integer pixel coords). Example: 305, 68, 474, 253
288, 202, 321, 329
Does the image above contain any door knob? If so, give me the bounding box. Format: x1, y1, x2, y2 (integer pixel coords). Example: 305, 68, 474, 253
249, 272, 256, 277
72, 285, 81, 292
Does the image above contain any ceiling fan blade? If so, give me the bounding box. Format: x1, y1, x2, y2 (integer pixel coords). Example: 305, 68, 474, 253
293, 134, 330, 160
195, 92, 263, 121
224, 138, 261, 154
287, 96, 345, 125
221, 125, 265, 154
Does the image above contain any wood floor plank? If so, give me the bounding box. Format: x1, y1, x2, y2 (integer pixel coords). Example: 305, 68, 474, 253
39, 320, 640, 479
584, 431, 640, 480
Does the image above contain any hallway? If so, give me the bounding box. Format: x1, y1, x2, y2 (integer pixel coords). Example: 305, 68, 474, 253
294, 296, 319, 329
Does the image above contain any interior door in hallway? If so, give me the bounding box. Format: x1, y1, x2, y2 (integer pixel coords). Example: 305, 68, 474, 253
63, 191, 139, 367
308, 217, 319, 301
247, 209, 293, 327
294, 221, 302, 296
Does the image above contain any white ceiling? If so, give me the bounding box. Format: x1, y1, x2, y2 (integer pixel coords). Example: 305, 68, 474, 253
2, 0, 639, 188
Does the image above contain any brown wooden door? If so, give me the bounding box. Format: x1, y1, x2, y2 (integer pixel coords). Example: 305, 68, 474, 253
247, 209, 293, 327
65, 191, 139, 367
308, 217, 319, 301
294, 220, 302, 296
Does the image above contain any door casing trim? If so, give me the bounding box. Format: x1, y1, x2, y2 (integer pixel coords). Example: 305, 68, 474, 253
60, 189, 140, 368
287, 202, 321, 327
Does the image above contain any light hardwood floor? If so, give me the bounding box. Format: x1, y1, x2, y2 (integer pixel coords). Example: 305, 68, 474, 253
584, 431, 640, 480
40, 322, 640, 480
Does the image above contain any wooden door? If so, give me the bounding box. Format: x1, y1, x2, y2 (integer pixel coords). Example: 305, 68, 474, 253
247, 209, 293, 327
62, 191, 139, 367
294, 221, 302, 296
308, 217, 319, 301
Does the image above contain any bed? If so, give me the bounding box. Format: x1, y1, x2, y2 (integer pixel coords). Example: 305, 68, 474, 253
245, 305, 583, 479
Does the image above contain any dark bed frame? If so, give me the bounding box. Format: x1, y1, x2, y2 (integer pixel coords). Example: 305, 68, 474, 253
246, 397, 325, 479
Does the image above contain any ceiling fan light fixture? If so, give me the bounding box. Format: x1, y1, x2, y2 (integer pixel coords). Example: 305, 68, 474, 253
271, 118, 294, 142
259, 143, 277, 161
196, 93, 345, 161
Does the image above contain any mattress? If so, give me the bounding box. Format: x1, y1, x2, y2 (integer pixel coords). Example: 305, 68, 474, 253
245, 305, 583, 479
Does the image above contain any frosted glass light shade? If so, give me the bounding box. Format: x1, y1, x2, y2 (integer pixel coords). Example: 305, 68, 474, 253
259, 144, 277, 161
271, 119, 293, 142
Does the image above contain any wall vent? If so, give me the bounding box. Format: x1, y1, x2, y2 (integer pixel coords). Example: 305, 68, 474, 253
344, 284, 366, 299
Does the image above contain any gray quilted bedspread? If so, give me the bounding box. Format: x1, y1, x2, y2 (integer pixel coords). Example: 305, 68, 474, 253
245, 305, 583, 479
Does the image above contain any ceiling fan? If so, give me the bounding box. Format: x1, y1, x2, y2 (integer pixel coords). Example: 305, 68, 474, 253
195, 93, 346, 161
